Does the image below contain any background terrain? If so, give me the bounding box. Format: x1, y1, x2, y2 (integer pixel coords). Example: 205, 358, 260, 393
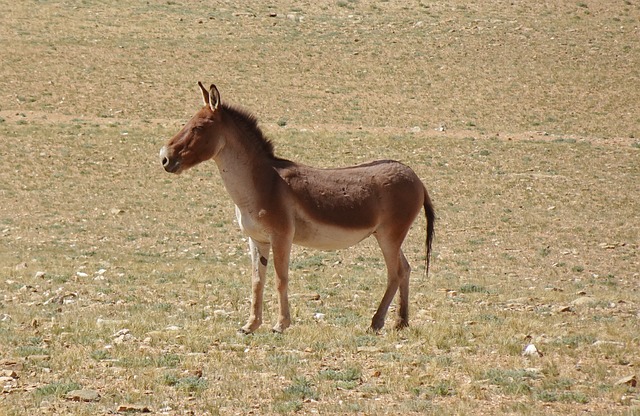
1, 1, 639, 414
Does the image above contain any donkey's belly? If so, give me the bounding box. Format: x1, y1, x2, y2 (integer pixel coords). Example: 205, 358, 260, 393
293, 220, 373, 250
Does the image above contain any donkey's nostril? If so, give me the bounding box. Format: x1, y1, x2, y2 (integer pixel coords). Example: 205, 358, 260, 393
159, 146, 177, 173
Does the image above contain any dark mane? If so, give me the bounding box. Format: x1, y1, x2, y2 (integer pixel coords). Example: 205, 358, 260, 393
222, 103, 277, 159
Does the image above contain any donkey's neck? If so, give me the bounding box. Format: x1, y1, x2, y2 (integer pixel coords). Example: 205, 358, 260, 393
213, 128, 277, 210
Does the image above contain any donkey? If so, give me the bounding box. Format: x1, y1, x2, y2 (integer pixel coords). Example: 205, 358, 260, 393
159, 82, 435, 333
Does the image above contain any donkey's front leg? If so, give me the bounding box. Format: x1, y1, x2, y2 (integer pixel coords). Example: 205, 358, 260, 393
240, 238, 271, 334
271, 234, 293, 333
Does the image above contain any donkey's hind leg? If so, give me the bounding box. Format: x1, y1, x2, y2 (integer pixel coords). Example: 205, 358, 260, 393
370, 234, 411, 331
395, 251, 411, 330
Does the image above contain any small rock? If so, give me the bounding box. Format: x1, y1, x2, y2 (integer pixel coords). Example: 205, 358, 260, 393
65, 389, 100, 402
62, 293, 78, 304
598, 242, 618, 249
313, 312, 325, 321
113, 336, 131, 345
113, 328, 134, 344
614, 375, 637, 387
294, 292, 321, 301
34, 271, 46, 279
45, 292, 78, 305
110, 208, 124, 215
26, 355, 50, 362
0, 373, 19, 392
116, 404, 151, 413
213, 309, 230, 318
357, 346, 384, 353
286, 13, 303, 22
592, 340, 624, 348
113, 328, 131, 337
96, 318, 130, 327
14, 262, 28, 271
0, 359, 24, 371
570, 296, 595, 306
165, 325, 181, 331
0, 370, 18, 379
19, 284, 37, 293
522, 344, 543, 357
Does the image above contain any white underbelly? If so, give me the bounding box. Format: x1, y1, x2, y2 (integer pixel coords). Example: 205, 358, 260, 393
235, 206, 374, 250
293, 220, 374, 250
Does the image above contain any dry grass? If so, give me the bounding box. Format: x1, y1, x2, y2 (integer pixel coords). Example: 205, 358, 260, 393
1, 1, 639, 415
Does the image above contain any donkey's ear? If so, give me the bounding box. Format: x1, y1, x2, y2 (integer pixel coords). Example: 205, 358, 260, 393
198, 81, 210, 106
208, 84, 220, 111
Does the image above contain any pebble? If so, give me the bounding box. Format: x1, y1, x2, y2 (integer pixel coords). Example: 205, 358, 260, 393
570, 296, 595, 306
116, 404, 151, 413
522, 343, 543, 357
65, 389, 101, 402
165, 325, 181, 331
614, 375, 637, 387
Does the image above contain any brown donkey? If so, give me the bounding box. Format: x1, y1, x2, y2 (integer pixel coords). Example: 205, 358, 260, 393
160, 82, 435, 333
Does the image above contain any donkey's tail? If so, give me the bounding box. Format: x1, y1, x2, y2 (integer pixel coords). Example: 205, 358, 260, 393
423, 185, 436, 277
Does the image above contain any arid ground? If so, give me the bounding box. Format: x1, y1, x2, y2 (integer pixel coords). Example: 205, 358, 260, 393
1, 1, 639, 415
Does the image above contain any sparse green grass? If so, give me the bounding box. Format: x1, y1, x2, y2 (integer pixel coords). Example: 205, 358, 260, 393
162, 372, 208, 393
33, 382, 82, 401
319, 366, 362, 382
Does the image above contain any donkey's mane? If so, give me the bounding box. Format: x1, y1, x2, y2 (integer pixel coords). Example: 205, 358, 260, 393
222, 103, 278, 159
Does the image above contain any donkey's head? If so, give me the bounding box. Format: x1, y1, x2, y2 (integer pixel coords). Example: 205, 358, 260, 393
160, 82, 225, 174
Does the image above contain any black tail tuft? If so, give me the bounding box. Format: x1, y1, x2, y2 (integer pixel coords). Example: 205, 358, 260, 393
423, 186, 435, 276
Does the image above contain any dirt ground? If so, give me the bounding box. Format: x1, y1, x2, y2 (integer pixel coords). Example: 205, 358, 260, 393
1, 1, 639, 415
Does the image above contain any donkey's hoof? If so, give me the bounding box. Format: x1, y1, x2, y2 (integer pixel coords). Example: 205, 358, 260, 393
394, 320, 409, 331
368, 317, 385, 334
272, 322, 290, 334
271, 325, 286, 334
237, 327, 254, 335
367, 326, 383, 335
